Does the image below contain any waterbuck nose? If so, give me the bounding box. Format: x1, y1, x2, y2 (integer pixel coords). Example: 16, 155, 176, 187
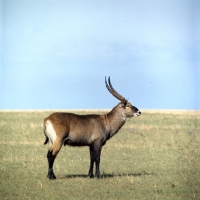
138, 110, 141, 115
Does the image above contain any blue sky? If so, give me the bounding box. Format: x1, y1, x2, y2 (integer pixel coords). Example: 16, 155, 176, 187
0, 0, 200, 110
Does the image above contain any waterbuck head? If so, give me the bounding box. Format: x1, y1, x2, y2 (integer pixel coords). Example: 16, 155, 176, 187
105, 76, 141, 118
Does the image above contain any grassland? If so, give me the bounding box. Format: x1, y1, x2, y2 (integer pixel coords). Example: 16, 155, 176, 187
0, 110, 199, 199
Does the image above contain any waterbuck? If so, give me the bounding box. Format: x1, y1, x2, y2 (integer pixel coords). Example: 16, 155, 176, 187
43, 77, 141, 179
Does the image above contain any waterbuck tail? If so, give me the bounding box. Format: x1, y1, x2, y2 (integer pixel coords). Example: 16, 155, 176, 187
44, 136, 49, 145
43, 119, 49, 145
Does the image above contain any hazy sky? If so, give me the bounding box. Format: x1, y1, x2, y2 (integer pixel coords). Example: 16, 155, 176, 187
0, 0, 200, 110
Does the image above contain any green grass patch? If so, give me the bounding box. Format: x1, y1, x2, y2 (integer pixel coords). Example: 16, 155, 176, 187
0, 111, 200, 199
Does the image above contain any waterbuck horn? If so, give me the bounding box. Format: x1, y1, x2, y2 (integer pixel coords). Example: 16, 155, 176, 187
105, 76, 126, 102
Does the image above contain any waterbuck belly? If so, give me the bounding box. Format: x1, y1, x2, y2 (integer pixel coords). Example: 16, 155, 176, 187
63, 136, 91, 146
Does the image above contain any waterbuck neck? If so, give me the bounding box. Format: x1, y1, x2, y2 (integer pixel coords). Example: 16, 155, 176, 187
106, 107, 126, 137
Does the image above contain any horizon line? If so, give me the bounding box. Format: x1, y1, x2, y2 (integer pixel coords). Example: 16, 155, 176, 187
0, 109, 199, 114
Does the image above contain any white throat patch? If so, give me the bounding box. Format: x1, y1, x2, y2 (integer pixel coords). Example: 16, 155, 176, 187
122, 113, 126, 121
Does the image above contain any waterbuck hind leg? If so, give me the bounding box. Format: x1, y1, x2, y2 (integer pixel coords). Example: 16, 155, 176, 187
46, 138, 63, 179
47, 150, 57, 179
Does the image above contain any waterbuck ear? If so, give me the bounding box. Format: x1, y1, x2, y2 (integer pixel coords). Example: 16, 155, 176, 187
122, 99, 128, 108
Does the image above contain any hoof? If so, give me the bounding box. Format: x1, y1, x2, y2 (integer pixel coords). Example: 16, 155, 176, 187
95, 172, 101, 178
96, 175, 101, 179
47, 170, 56, 179
47, 174, 56, 180
88, 173, 94, 178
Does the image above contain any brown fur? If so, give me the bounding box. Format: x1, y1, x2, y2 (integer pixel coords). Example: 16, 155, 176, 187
43, 77, 141, 179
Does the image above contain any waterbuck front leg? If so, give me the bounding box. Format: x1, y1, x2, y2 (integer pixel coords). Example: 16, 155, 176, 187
88, 145, 94, 178
88, 142, 102, 178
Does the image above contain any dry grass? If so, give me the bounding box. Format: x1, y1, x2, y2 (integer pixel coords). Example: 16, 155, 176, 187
0, 110, 200, 199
